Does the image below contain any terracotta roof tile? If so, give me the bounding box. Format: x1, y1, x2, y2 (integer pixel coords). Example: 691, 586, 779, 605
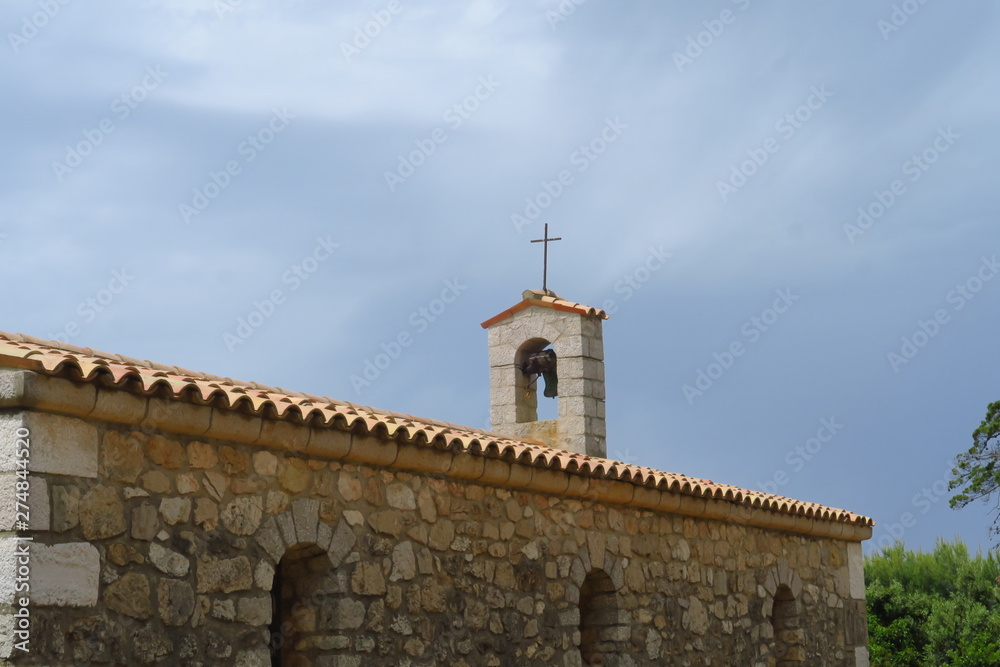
0, 330, 872, 528
481, 289, 608, 328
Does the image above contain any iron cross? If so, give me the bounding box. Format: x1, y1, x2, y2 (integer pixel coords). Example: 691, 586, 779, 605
530, 223, 562, 294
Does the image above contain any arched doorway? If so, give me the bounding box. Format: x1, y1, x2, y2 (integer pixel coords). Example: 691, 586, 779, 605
770, 584, 804, 666
579, 569, 625, 665
268, 543, 333, 666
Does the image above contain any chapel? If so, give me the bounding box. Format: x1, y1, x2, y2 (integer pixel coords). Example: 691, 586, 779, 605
0, 287, 871, 666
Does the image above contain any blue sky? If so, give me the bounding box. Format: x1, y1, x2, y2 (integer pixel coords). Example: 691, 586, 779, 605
3, 0, 999, 554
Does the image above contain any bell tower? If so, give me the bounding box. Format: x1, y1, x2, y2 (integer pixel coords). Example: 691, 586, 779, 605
481, 289, 608, 457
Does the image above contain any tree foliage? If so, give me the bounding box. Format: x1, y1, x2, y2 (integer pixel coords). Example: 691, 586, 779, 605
950, 400, 1000, 534
866, 539, 1000, 666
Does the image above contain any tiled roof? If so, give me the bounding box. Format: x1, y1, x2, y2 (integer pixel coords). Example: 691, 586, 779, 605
0, 331, 872, 528
481, 289, 608, 328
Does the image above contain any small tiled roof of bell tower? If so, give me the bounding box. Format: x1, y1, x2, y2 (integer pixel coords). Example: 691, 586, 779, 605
480, 289, 608, 329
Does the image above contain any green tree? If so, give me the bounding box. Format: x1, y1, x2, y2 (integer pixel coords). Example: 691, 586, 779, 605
866, 539, 1000, 666
950, 400, 1000, 534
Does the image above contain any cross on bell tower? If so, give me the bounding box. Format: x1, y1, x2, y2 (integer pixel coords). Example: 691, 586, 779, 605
530, 223, 561, 294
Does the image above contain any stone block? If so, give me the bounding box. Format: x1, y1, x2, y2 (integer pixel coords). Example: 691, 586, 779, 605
389, 541, 416, 582
187, 441, 218, 469
253, 451, 278, 476
149, 543, 190, 577
197, 556, 252, 593
51, 484, 80, 532
320, 598, 365, 631
278, 458, 311, 494
218, 446, 249, 474
848, 542, 865, 600
104, 572, 151, 619
131, 502, 159, 541
202, 470, 229, 501
79, 485, 126, 540
553, 334, 584, 358
352, 562, 386, 596
583, 334, 605, 361
257, 418, 310, 453
90, 388, 146, 424
101, 431, 144, 483
276, 509, 297, 546
328, 519, 357, 568
0, 411, 98, 478
386, 484, 416, 510
144, 434, 186, 469
221, 496, 264, 536
254, 560, 275, 590
235, 648, 271, 667
16, 541, 99, 607
0, 474, 48, 532
0, 612, 15, 659
256, 516, 286, 563
158, 578, 195, 626
160, 497, 191, 525
140, 398, 211, 437
292, 498, 319, 544
317, 518, 333, 551
0, 371, 96, 417
237, 595, 272, 625
557, 357, 586, 382
204, 408, 261, 443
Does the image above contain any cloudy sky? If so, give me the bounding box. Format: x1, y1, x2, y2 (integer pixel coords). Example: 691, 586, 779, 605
3, 0, 999, 554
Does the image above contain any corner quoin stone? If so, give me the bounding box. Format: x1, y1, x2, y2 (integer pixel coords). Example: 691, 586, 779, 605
0, 411, 98, 478
25, 542, 100, 607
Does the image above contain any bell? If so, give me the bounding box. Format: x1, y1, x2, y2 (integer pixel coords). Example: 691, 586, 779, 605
520, 349, 558, 398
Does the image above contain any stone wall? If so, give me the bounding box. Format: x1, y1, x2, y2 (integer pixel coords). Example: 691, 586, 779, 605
1, 409, 868, 666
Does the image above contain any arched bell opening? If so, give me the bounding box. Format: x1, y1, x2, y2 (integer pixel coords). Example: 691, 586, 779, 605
515, 337, 558, 423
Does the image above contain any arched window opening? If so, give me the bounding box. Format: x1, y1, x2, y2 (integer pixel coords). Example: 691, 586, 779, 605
770, 584, 804, 666
515, 338, 558, 423
579, 569, 625, 665
268, 543, 332, 666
